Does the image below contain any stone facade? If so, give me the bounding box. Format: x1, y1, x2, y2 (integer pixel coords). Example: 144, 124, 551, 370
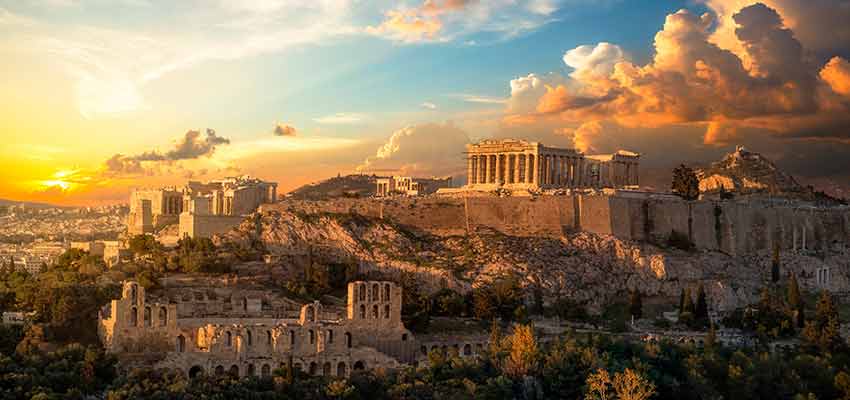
464, 139, 639, 190
126, 175, 278, 238
99, 280, 416, 378
376, 176, 420, 197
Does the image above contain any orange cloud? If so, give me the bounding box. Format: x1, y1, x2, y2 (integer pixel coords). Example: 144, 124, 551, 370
820, 57, 850, 96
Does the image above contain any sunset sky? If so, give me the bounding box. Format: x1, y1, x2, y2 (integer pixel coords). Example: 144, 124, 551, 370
2, 0, 849, 206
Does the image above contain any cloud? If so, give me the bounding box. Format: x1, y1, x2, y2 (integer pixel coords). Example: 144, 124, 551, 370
562, 42, 625, 79
449, 93, 508, 104
366, 0, 561, 43
1, 2, 357, 118
273, 122, 297, 137
356, 122, 470, 177
101, 128, 230, 176
821, 57, 850, 97
312, 112, 368, 124
421, 101, 437, 110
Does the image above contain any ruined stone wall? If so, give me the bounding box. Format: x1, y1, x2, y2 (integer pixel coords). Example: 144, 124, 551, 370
269, 195, 850, 255
179, 213, 245, 239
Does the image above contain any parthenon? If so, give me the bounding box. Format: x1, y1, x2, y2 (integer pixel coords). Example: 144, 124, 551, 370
464, 139, 639, 190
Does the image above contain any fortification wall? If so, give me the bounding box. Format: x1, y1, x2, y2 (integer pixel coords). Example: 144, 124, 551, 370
179, 214, 246, 239
268, 195, 850, 255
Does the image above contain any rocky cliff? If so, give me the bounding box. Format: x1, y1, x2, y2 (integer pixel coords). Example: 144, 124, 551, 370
697, 146, 805, 197
221, 206, 850, 314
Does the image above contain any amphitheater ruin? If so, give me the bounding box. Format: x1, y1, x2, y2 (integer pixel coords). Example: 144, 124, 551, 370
98, 280, 429, 378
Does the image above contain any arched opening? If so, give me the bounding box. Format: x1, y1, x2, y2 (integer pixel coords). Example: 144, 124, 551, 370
214, 365, 225, 376
420, 345, 427, 355
225, 331, 232, 347
353, 361, 365, 371
144, 307, 151, 327
371, 284, 379, 300
384, 304, 390, 319
359, 304, 366, 319
309, 330, 315, 344
159, 307, 167, 327
463, 343, 472, 356
247, 364, 256, 376
402, 333, 408, 341
322, 362, 331, 376
383, 283, 390, 301
371, 305, 378, 319
358, 284, 366, 301
261, 364, 271, 377
130, 284, 137, 304
345, 332, 352, 348
266, 330, 272, 345
242, 297, 248, 312
247, 330, 253, 346
306, 306, 315, 321
337, 362, 347, 377
129, 307, 138, 326
309, 362, 317, 375
229, 365, 239, 377
176, 335, 186, 353
327, 329, 334, 344
189, 365, 204, 379
289, 330, 295, 347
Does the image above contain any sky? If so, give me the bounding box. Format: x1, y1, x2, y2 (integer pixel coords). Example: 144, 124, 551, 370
1, 0, 850, 205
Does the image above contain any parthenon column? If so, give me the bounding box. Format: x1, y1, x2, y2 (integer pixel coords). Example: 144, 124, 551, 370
483, 154, 491, 184
512, 154, 520, 184
526, 154, 534, 185
468, 155, 475, 185
495, 155, 502, 184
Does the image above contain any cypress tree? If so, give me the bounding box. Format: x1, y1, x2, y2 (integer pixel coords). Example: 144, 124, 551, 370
629, 290, 643, 320
771, 243, 780, 283
788, 274, 804, 328
678, 288, 686, 315
696, 284, 709, 325
683, 289, 695, 315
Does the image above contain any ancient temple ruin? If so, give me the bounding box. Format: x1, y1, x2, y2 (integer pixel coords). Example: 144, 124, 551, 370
464, 139, 639, 190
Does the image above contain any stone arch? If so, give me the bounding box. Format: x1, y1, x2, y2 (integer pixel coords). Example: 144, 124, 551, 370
309, 329, 315, 344
323, 362, 331, 376
371, 283, 379, 300
358, 283, 366, 301
229, 365, 239, 377
214, 365, 225, 376
359, 304, 366, 319
384, 304, 390, 319
266, 330, 272, 345
309, 362, 318, 375
327, 329, 334, 344
247, 364, 256, 376
189, 365, 204, 378
176, 335, 186, 353
130, 284, 137, 304
129, 307, 138, 326
242, 297, 248, 312
383, 283, 391, 301
402, 333, 408, 342
337, 362, 347, 377
225, 331, 232, 347
345, 332, 352, 348
144, 306, 151, 327
463, 343, 471, 356
159, 307, 167, 327
353, 360, 365, 371
261, 364, 271, 377
247, 330, 253, 346
289, 330, 296, 346
371, 304, 378, 319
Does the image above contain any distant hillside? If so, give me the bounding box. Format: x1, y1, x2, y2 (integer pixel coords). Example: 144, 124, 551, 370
0, 198, 67, 209
697, 146, 805, 196
287, 174, 455, 200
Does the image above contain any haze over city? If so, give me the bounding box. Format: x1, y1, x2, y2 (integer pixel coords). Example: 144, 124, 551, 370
3, 0, 850, 206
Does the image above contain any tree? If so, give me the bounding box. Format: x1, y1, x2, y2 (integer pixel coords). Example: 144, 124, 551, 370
678, 288, 686, 314
586, 369, 613, 400
503, 324, 538, 378
804, 291, 842, 352
612, 368, 656, 400
695, 284, 709, 327
771, 243, 781, 283
788, 274, 804, 328
628, 290, 643, 320
671, 164, 700, 201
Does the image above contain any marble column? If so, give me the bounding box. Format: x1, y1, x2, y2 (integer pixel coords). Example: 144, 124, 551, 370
495, 154, 502, 184
513, 154, 521, 184
526, 154, 534, 185
468, 156, 475, 185
483, 154, 491, 184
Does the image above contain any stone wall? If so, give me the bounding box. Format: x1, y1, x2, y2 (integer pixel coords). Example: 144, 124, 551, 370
267, 194, 850, 254
179, 213, 246, 239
